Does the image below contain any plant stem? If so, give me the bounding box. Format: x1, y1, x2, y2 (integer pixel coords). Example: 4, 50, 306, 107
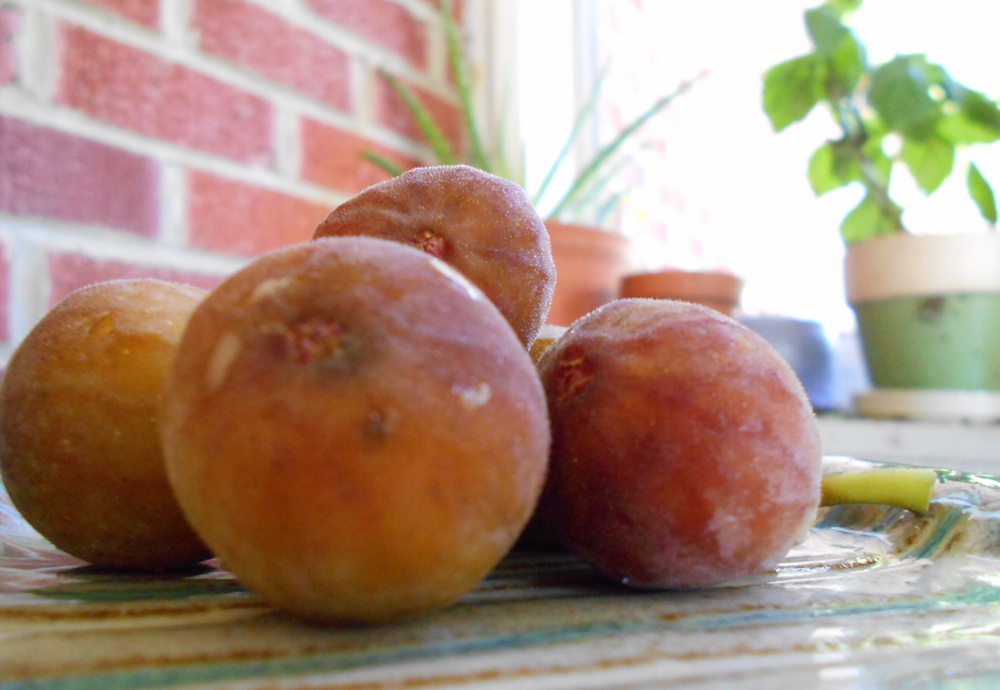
547, 71, 706, 222
441, 0, 492, 171
832, 92, 906, 232
821, 467, 938, 514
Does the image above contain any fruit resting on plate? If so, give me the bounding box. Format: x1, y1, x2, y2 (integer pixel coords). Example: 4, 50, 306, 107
0, 279, 212, 571
159, 237, 550, 623
313, 165, 556, 349
534, 298, 824, 588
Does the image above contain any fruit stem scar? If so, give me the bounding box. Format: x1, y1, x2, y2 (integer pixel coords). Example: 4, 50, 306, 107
551, 345, 595, 401
412, 228, 451, 259
280, 318, 350, 365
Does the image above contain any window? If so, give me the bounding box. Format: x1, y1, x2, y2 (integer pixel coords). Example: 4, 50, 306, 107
494, 0, 1000, 337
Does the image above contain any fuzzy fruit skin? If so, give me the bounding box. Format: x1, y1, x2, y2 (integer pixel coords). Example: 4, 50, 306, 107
0, 279, 212, 570
313, 165, 555, 349
535, 298, 822, 588
159, 237, 550, 624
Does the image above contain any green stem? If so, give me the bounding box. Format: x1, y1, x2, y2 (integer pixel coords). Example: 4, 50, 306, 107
821, 467, 938, 514
383, 72, 458, 166
532, 68, 610, 208
440, 0, 492, 171
833, 96, 906, 232
547, 71, 706, 222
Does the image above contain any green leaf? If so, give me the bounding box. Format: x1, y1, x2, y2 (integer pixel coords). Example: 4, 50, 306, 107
826, 26, 866, 92
805, 6, 849, 54
532, 67, 611, 208
900, 135, 955, 194
808, 141, 859, 194
825, 0, 864, 18
968, 163, 998, 225
841, 192, 904, 243
939, 89, 1000, 145
804, 6, 865, 93
762, 55, 824, 131
382, 72, 458, 165
959, 89, 1000, 132
489, 93, 519, 183
808, 142, 838, 195
869, 55, 941, 132
555, 147, 639, 223
548, 73, 704, 220
440, 0, 491, 171
361, 151, 405, 177
939, 113, 1000, 146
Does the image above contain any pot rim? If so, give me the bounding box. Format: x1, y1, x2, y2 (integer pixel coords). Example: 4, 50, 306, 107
846, 232, 1000, 304
856, 388, 1000, 423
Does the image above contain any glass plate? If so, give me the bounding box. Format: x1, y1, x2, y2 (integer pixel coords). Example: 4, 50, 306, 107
2, 456, 1000, 689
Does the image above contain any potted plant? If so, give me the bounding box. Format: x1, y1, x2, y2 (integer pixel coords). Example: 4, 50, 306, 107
762, 0, 1000, 421
366, 0, 704, 326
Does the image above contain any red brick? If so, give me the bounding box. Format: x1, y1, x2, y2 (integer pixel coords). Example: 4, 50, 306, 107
47, 252, 227, 307
0, 241, 9, 342
0, 7, 18, 85
80, 0, 160, 29
194, 0, 350, 111
57, 25, 273, 165
300, 118, 421, 194
0, 116, 159, 237
187, 171, 330, 257
307, 0, 427, 70
376, 73, 464, 155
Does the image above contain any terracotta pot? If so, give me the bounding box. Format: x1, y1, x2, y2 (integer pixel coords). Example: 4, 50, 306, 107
545, 222, 631, 327
619, 270, 743, 317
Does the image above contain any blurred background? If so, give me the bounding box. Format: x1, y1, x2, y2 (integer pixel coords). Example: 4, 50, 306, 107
2, 0, 999, 457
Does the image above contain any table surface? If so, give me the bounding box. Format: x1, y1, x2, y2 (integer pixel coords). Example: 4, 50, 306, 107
2, 456, 1000, 690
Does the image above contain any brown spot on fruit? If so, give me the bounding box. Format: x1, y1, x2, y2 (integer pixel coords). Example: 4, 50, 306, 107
277, 318, 350, 366
412, 227, 451, 259
551, 344, 594, 401
363, 409, 396, 440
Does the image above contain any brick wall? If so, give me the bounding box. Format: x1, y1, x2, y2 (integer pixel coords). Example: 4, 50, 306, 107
0, 0, 464, 363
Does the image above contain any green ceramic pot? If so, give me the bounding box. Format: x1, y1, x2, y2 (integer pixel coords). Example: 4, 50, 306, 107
846, 232, 1000, 394
853, 293, 1000, 391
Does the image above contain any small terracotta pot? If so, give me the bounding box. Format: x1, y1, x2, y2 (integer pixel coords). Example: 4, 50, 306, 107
546, 222, 631, 327
620, 270, 743, 317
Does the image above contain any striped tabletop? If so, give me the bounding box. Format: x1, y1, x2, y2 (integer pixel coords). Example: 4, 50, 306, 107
2, 456, 1000, 689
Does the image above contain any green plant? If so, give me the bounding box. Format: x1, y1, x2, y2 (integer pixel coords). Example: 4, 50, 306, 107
366, 0, 703, 226
762, 0, 1000, 243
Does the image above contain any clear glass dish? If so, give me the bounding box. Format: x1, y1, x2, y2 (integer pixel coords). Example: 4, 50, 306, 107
2, 456, 999, 689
